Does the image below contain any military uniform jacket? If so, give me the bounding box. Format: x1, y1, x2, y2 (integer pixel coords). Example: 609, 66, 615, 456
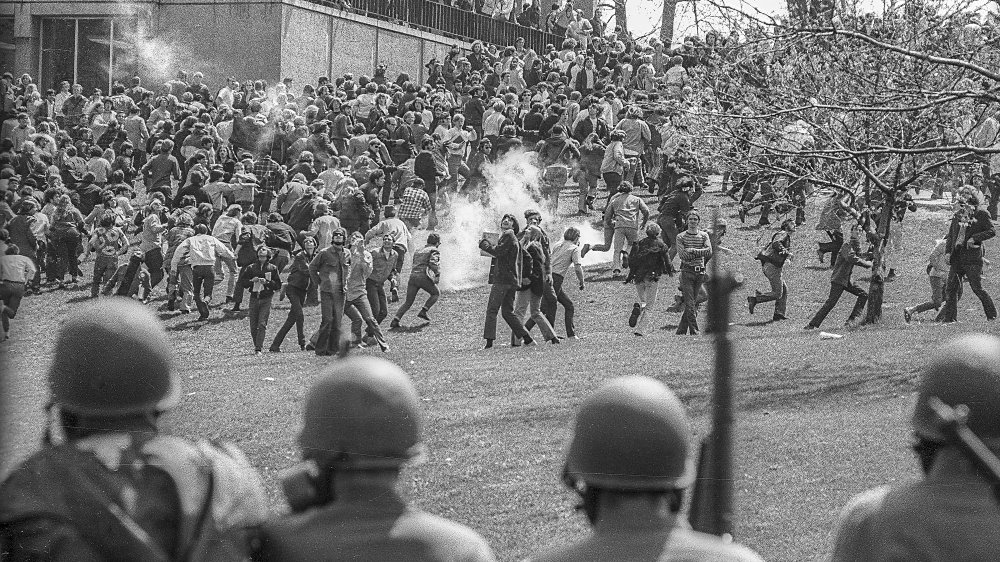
527, 520, 763, 562
830, 449, 1000, 562
257, 490, 496, 562
0, 433, 269, 561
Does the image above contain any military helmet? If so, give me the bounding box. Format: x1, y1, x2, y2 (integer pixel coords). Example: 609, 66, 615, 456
298, 357, 424, 469
49, 298, 179, 416
565, 376, 695, 491
913, 334, 1000, 441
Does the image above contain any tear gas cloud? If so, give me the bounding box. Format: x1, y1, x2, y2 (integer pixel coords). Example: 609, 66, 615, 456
435, 150, 608, 292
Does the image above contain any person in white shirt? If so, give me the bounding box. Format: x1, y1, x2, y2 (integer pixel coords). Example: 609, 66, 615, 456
170, 224, 235, 320
548, 227, 586, 339
305, 202, 341, 250
212, 204, 244, 303
0, 244, 38, 341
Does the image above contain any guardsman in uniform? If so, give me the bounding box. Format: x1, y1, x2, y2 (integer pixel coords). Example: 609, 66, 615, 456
830, 333, 1000, 561
257, 356, 496, 562
0, 298, 268, 561
526, 376, 763, 562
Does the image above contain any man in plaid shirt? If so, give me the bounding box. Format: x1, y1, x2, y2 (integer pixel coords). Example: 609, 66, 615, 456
397, 178, 431, 230
253, 154, 286, 215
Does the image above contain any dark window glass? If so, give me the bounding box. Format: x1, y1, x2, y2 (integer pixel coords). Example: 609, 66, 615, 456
40, 19, 76, 91
77, 19, 112, 94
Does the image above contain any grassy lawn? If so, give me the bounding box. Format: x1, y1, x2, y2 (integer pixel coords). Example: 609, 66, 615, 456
3, 187, 999, 561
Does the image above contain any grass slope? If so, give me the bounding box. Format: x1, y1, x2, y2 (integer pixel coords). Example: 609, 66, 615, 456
3, 187, 999, 561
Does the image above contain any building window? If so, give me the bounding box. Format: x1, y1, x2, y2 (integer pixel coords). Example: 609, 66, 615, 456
39, 18, 137, 93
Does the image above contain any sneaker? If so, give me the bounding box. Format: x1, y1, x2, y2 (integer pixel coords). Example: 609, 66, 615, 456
390, 288, 400, 302
549, 337, 561, 344
903, 307, 913, 323
816, 249, 825, 264
620, 252, 629, 270
747, 296, 757, 315
628, 303, 641, 328
254, 350, 262, 355
305, 342, 316, 351
772, 314, 788, 321
581, 243, 591, 258
390, 318, 401, 329
269, 347, 281, 353
417, 309, 430, 321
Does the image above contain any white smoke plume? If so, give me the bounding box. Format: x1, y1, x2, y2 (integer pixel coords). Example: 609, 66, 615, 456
436, 150, 608, 291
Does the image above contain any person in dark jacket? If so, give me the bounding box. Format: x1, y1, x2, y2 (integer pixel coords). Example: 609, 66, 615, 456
625, 222, 671, 336
73, 172, 103, 216
414, 138, 445, 229
805, 222, 872, 329
515, 225, 560, 345
270, 236, 317, 352
479, 214, 534, 349
535, 126, 581, 214
748, 218, 794, 321
239, 245, 282, 354
172, 169, 211, 208
265, 212, 296, 272
657, 177, 693, 265
335, 180, 373, 235
287, 183, 324, 235
936, 191, 997, 322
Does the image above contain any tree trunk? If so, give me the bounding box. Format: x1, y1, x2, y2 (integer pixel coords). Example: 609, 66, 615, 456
862, 199, 894, 325
661, 0, 677, 46
615, 0, 628, 35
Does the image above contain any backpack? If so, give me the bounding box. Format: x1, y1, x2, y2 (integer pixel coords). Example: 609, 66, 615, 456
43, 437, 266, 562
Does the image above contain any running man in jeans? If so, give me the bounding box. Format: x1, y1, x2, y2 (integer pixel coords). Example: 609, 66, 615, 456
169, 224, 236, 320
748, 218, 794, 321
805, 222, 872, 330
904, 237, 948, 322
547, 226, 586, 339
588, 181, 649, 278
391, 233, 441, 328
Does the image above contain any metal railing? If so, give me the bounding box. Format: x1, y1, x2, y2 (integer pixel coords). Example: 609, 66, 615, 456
315, 0, 562, 54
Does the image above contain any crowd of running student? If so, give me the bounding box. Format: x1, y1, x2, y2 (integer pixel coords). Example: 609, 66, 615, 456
1, 13, 998, 346
0, 24, 725, 345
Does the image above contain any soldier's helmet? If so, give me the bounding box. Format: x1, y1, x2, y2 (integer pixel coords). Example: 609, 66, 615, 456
913, 334, 1000, 441
564, 376, 695, 491
298, 357, 424, 469
49, 298, 179, 416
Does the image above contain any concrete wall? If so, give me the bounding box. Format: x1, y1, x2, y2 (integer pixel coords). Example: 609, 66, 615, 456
282, 0, 471, 85
157, 1, 283, 86
4, 0, 472, 91
279, 5, 331, 87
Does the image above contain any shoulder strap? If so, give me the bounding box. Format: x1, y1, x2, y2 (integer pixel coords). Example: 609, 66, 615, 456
49, 446, 173, 562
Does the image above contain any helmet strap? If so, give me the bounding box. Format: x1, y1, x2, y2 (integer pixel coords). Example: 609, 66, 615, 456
913, 437, 944, 475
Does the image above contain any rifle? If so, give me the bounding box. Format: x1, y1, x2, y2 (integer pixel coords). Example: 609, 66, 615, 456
689, 210, 742, 538
927, 396, 1000, 504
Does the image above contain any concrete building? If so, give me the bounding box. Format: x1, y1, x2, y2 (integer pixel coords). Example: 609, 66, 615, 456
1, 0, 558, 93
